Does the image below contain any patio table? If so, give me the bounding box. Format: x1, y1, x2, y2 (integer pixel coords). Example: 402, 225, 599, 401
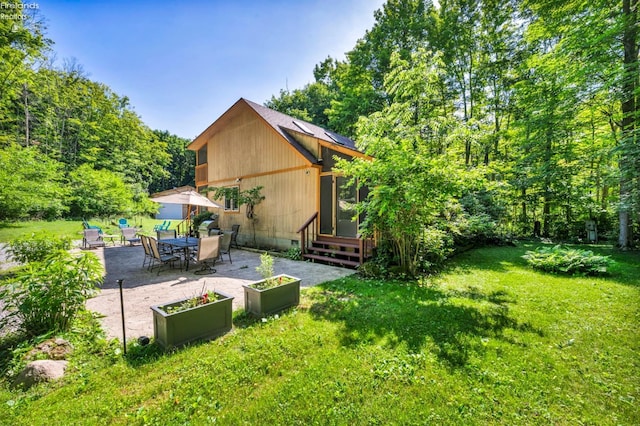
101, 234, 119, 245
159, 237, 199, 270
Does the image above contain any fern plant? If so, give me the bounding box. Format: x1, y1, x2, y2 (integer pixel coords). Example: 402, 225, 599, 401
522, 245, 613, 275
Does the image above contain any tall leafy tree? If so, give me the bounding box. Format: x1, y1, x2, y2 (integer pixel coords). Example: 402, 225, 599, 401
0, 143, 67, 220
149, 130, 194, 193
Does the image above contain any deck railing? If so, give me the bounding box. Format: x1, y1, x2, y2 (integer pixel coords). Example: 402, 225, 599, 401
296, 212, 318, 255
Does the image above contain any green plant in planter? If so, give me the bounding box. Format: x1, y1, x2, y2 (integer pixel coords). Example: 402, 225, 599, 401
243, 253, 301, 317
151, 287, 234, 349
159, 287, 219, 314
256, 252, 275, 286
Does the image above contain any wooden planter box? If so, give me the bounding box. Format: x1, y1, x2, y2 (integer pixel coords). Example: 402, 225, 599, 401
243, 274, 301, 317
150, 291, 233, 349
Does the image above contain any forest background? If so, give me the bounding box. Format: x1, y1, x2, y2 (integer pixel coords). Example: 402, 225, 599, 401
1, 0, 638, 252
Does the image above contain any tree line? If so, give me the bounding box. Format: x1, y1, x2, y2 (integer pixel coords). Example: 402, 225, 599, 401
267, 0, 638, 252
0, 1, 194, 221
1, 0, 637, 259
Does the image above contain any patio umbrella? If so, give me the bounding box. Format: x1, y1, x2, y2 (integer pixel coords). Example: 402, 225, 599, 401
150, 190, 222, 238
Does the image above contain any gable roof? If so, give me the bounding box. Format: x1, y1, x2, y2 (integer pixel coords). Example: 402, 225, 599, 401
242, 99, 358, 151
188, 98, 361, 164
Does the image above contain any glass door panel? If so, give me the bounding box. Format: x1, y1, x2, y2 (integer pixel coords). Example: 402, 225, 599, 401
320, 175, 333, 234
335, 176, 357, 237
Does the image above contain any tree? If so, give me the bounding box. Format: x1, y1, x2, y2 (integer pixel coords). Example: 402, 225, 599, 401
148, 130, 194, 193
521, 0, 639, 245
68, 164, 136, 218
0, 143, 67, 221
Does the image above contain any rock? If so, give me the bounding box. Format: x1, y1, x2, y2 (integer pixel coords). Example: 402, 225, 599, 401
13, 360, 68, 389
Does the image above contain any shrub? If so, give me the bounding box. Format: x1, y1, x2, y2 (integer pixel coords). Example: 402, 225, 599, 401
7, 232, 73, 264
522, 245, 614, 276
0, 251, 103, 336
415, 227, 454, 273
284, 246, 302, 261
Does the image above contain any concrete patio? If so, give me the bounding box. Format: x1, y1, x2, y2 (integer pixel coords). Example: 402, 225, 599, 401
86, 243, 355, 341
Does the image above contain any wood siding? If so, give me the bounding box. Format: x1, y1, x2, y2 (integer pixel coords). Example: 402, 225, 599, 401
199, 103, 318, 249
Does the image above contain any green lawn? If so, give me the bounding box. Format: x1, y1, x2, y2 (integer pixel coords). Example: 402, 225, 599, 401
1, 244, 638, 424
0, 218, 178, 244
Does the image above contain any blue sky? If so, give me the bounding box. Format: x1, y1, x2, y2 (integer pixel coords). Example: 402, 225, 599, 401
40, 0, 385, 139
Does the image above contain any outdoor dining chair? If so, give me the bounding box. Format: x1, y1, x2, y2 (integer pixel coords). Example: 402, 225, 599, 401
219, 231, 233, 264
148, 236, 180, 275
192, 235, 220, 275
140, 235, 153, 269
230, 224, 240, 248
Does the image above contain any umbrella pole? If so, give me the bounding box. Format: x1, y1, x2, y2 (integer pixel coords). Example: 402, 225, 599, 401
186, 204, 191, 240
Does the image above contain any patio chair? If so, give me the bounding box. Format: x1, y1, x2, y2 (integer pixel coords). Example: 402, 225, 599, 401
83, 229, 105, 249
153, 220, 167, 231
218, 231, 233, 264
118, 218, 130, 228
148, 237, 180, 275
156, 229, 176, 240
82, 220, 103, 234
162, 221, 172, 231
121, 227, 141, 246
192, 235, 220, 275
140, 235, 153, 269
230, 224, 240, 248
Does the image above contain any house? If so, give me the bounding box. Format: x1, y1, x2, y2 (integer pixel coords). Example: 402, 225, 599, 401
152, 185, 196, 220
187, 98, 373, 267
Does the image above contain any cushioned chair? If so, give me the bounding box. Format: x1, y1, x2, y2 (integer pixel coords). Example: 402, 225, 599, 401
121, 227, 141, 246
193, 235, 220, 275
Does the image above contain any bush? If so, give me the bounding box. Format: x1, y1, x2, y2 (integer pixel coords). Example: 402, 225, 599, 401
284, 246, 302, 261
0, 251, 103, 336
415, 227, 454, 273
7, 232, 73, 264
192, 211, 218, 229
522, 245, 614, 276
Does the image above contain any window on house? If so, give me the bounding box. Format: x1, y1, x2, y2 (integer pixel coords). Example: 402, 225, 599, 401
224, 186, 239, 212
197, 145, 207, 165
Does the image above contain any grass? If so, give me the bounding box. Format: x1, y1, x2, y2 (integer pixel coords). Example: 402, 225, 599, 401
0, 244, 638, 424
0, 218, 179, 244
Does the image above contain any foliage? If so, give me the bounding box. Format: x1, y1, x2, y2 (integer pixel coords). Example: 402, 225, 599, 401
0, 250, 103, 336
208, 185, 264, 247
522, 245, 615, 276
67, 164, 136, 218
284, 246, 302, 261
0, 144, 68, 221
191, 210, 218, 230
159, 288, 219, 315
255, 252, 275, 286
147, 130, 194, 194
0, 245, 638, 424
6, 232, 72, 264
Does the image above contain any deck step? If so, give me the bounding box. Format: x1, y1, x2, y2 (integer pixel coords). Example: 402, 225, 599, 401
303, 253, 360, 268
310, 246, 360, 257
313, 240, 360, 249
